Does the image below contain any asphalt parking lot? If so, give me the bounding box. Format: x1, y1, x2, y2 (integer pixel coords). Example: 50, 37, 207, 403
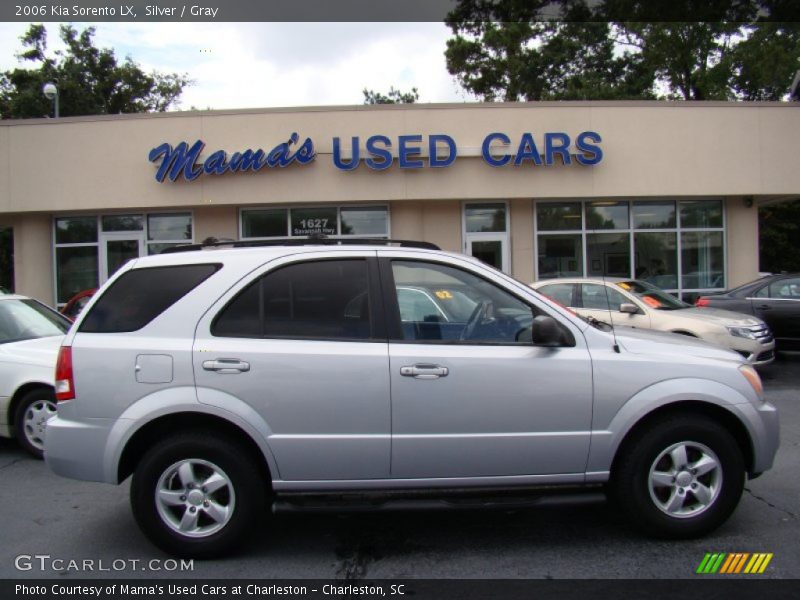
1, 354, 798, 581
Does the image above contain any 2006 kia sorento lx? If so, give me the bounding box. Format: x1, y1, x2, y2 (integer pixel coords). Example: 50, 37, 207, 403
45, 240, 779, 558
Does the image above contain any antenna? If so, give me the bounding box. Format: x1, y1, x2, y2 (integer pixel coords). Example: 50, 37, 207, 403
589, 230, 621, 354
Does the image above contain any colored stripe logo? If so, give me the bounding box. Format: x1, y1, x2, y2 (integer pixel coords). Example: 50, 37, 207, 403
696, 553, 773, 574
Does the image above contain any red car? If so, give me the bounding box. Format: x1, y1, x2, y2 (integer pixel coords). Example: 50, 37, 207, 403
60, 288, 96, 322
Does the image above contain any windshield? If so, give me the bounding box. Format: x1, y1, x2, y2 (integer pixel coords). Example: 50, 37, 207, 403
616, 280, 689, 310
0, 299, 70, 344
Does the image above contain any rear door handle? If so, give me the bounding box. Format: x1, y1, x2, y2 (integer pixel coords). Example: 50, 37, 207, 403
202, 359, 250, 374
400, 364, 449, 379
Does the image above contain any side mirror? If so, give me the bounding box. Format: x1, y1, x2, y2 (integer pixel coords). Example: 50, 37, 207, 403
619, 303, 639, 314
531, 315, 563, 346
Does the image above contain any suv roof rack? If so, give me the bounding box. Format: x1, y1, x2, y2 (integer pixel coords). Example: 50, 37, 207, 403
160, 237, 441, 254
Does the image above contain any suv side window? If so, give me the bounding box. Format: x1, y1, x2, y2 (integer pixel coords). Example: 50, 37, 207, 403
580, 283, 629, 311
212, 259, 375, 340
389, 260, 535, 344
79, 264, 220, 333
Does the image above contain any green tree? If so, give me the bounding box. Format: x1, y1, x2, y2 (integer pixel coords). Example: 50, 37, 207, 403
0, 24, 191, 119
363, 86, 419, 104
444, 1, 800, 101
445, 1, 653, 101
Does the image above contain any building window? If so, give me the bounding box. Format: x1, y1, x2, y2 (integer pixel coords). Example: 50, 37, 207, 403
146, 213, 192, 254
465, 203, 507, 233
537, 202, 582, 231
101, 214, 144, 232
240, 206, 389, 240
56, 216, 98, 245
242, 209, 288, 238
538, 234, 582, 279
54, 212, 193, 305
55, 246, 99, 304
535, 199, 725, 300
341, 207, 389, 236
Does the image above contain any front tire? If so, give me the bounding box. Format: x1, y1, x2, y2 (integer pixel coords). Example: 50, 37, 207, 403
14, 388, 57, 459
611, 414, 745, 538
130, 432, 268, 558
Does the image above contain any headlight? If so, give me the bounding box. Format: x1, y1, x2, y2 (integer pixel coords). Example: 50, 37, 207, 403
739, 364, 764, 399
727, 326, 758, 340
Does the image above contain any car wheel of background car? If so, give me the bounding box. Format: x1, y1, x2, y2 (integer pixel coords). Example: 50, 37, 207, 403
610, 414, 744, 538
130, 431, 268, 558
14, 388, 57, 459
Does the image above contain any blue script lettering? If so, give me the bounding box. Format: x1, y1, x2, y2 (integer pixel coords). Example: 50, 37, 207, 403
149, 134, 316, 182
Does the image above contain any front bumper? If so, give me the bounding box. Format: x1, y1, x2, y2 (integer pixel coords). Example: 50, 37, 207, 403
45, 409, 116, 484
725, 337, 776, 366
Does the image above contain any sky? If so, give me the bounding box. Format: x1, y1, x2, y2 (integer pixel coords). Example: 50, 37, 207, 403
0, 22, 474, 110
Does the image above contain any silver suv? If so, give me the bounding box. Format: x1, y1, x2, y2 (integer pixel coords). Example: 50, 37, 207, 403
45, 240, 779, 558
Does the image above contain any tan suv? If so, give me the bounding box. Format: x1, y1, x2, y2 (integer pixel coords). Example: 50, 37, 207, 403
532, 278, 775, 366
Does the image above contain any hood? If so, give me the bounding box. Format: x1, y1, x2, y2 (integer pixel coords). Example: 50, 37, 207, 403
0, 335, 63, 368
613, 327, 743, 364
663, 306, 763, 327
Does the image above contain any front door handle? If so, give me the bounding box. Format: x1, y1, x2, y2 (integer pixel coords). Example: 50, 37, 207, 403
202, 359, 250, 374
400, 364, 449, 379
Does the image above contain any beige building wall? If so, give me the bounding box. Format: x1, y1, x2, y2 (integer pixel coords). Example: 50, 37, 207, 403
1, 102, 799, 215
11, 214, 53, 304
510, 199, 535, 283
390, 200, 461, 252
0, 102, 797, 305
194, 205, 238, 242
726, 197, 760, 287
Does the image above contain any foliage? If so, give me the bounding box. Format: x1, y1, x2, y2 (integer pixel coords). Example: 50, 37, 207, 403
363, 86, 420, 104
444, 1, 800, 101
0, 24, 191, 119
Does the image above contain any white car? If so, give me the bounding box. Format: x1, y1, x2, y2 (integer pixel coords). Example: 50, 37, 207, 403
0, 294, 70, 458
532, 278, 775, 366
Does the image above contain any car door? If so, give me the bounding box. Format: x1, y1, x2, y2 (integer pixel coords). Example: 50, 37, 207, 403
578, 283, 651, 329
193, 252, 391, 481
751, 277, 800, 346
381, 254, 593, 480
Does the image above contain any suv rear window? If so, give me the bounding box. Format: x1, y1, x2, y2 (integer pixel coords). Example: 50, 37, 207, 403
79, 264, 220, 333
212, 259, 373, 340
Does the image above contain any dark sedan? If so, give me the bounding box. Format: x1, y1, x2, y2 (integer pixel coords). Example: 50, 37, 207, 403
696, 274, 800, 351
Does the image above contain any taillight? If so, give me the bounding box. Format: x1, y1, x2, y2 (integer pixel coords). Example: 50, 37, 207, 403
55, 346, 75, 402
695, 297, 710, 307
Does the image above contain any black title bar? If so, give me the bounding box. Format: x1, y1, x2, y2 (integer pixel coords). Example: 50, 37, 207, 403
3, 1, 800, 23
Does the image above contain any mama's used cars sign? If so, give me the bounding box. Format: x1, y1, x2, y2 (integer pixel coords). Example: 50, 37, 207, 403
148, 131, 603, 183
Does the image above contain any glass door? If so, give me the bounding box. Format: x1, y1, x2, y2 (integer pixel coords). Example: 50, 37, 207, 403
466, 237, 509, 272
463, 202, 510, 273
100, 232, 145, 283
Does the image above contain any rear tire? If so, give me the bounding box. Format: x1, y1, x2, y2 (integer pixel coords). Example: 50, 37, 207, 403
14, 388, 57, 459
610, 414, 745, 538
130, 432, 268, 558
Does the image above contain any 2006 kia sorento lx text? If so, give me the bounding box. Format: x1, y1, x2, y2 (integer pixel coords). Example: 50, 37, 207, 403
45, 240, 779, 558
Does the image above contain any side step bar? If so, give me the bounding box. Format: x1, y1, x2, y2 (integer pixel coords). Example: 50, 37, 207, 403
272, 489, 606, 514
